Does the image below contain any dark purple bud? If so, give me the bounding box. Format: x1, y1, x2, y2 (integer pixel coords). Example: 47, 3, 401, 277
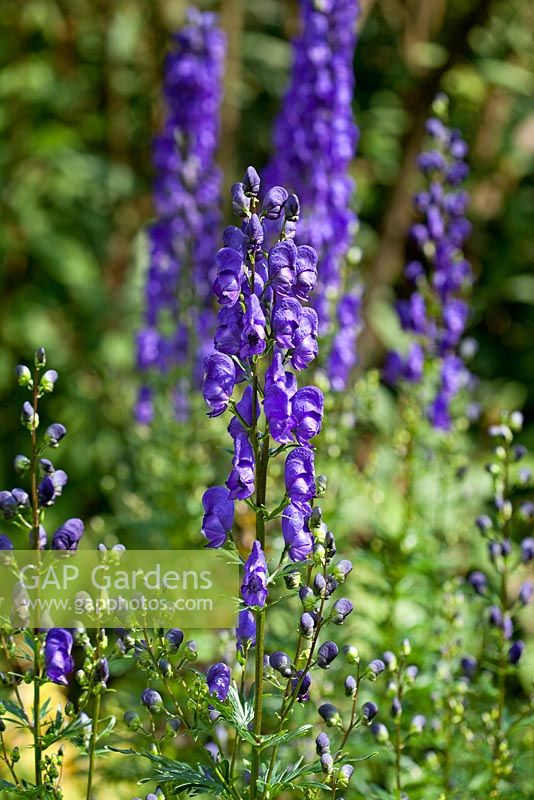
45, 423, 67, 447
292, 669, 311, 702
165, 629, 184, 652
316, 732, 330, 754
0, 535, 14, 550
460, 656, 477, 679
141, 689, 163, 713
318, 703, 340, 726
362, 700, 378, 723
391, 698, 402, 718
38, 476, 56, 507
243, 166, 260, 197
317, 641, 338, 669
262, 186, 289, 220
35, 346, 46, 367
284, 193, 300, 221
313, 573, 326, 597
344, 675, 357, 697
0, 492, 17, 520
468, 571, 487, 595
206, 662, 231, 701
508, 640, 524, 665
270, 651, 294, 678
513, 444, 528, 461
331, 598, 353, 625
95, 657, 109, 685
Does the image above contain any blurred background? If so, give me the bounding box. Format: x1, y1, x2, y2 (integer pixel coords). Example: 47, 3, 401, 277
0, 0, 533, 530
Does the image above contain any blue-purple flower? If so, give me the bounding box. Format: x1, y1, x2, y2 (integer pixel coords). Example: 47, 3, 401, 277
285, 447, 316, 506
51, 518, 84, 551
45, 628, 74, 686
201, 487, 234, 547
241, 541, 268, 608
202, 353, 236, 417
206, 662, 231, 701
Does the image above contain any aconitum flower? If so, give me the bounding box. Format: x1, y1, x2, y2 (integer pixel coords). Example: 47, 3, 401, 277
201, 486, 234, 547
265, 0, 361, 387
385, 100, 474, 429
361, 701, 378, 722
292, 387, 324, 445
468, 571, 487, 596
292, 670, 311, 702
0, 535, 13, 550
508, 640, 524, 665
141, 689, 163, 713
136, 11, 225, 423
270, 651, 294, 678
241, 541, 268, 608
206, 662, 231, 701
45, 628, 74, 685
317, 641, 339, 669
285, 447, 316, 506
236, 609, 256, 652
202, 353, 236, 417
51, 518, 84, 551
282, 504, 313, 562
165, 629, 184, 652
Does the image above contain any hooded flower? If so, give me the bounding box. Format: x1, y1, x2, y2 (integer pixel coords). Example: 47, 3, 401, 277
45, 628, 74, 685
201, 486, 234, 547
285, 447, 316, 506
236, 608, 256, 652
241, 541, 268, 608
291, 386, 324, 445
206, 662, 231, 701
282, 504, 313, 562
202, 353, 236, 417
51, 518, 84, 551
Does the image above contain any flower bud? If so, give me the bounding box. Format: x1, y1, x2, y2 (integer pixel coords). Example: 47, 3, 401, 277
15, 365, 32, 388
332, 559, 352, 583
331, 598, 353, 625
315, 732, 330, 755
313, 574, 326, 597
508, 640, 524, 665
45, 423, 67, 447
318, 702, 341, 727
165, 629, 184, 653
400, 638, 411, 656
410, 714, 426, 734
365, 659, 385, 680
40, 370, 58, 393
382, 651, 397, 671
243, 166, 260, 197
141, 689, 163, 713
284, 571, 302, 590
519, 581, 533, 606
509, 411, 523, 432
371, 722, 389, 743
342, 645, 359, 664
124, 710, 141, 731
405, 665, 419, 684
309, 507, 323, 529
269, 651, 294, 678
391, 698, 402, 718
299, 586, 315, 610
475, 515, 492, 535
165, 717, 182, 737
316, 474, 327, 497
344, 675, 357, 697
35, 347, 46, 367
362, 700, 378, 723
158, 658, 173, 678
320, 752, 334, 774
21, 402, 38, 430
338, 764, 354, 787
231, 183, 250, 217
284, 193, 300, 221
14, 454, 30, 475
184, 641, 198, 661
317, 641, 338, 669
300, 612, 315, 638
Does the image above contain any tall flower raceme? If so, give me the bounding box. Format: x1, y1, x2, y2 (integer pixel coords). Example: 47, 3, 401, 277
265, 0, 363, 391
123, 171, 385, 799
135, 10, 225, 424
0, 349, 116, 796
383, 96, 474, 431
464, 412, 533, 795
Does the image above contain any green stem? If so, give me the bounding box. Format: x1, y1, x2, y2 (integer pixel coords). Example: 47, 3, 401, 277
85, 692, 101, 800
30, 365, 42, 788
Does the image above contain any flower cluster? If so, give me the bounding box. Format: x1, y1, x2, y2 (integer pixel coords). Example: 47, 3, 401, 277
384, 96, 474, 430
465, 412, 532, 787
265, 0, 362, 389
135, 10, 225, 423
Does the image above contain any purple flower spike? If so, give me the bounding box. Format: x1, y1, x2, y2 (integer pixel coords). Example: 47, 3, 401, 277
241, 541, 268, 608
201, 487, 234, 547
206, 662, 231, 701
202, 353, 236, 417
285, 447, 316, 506
45, 629, 74, 686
